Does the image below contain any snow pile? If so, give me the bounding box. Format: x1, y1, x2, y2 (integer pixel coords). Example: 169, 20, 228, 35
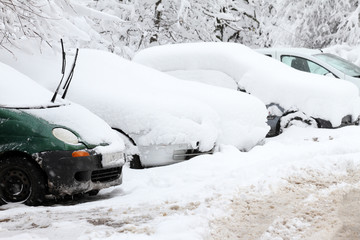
134, 42, 360, 126
1, 49, 269, 151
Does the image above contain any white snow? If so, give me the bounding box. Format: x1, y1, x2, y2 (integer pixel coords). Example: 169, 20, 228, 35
1, 126, 360, 239
133, 42, 360, 126
0, 62, 61, 108
0, 48, 269, 153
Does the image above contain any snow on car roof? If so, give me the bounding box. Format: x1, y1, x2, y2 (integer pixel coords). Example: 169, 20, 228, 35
133, 42, 360, 127
0, 61, 62, 108
67, 49, 269, 150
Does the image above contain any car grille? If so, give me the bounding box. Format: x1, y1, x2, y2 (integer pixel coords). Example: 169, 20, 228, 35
91, 167, 122, 183
173, 148, 214, 161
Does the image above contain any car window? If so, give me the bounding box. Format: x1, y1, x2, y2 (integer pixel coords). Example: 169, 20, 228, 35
281, 55, 331, 76
314, 53, 360, 78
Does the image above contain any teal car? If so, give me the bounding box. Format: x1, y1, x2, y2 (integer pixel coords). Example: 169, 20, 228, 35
0, 62, 125, 206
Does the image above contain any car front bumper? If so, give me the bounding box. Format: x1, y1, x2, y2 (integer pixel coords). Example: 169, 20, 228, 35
137, 143, 215, 167
33, 150, 125, 196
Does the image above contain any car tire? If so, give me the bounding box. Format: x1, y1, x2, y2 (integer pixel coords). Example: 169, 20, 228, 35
112, 128, 144, 169
129, 154, 143, 169
87, 190, 100, 196
276, 111, 319, 134
0, 156, 47, 206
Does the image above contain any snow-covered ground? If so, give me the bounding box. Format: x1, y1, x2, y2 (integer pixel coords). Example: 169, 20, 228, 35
1, 125, 360, 240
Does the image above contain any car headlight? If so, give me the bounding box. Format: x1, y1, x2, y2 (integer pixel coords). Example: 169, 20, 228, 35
52, 128, 79, 145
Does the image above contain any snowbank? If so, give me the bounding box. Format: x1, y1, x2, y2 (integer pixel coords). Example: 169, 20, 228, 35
134, 42, 360, 127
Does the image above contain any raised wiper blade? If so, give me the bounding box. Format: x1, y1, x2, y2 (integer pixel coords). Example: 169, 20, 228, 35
62, 48, 79, 100
51, 39, 66, 103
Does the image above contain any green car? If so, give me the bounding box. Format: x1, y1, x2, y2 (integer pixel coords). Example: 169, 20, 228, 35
0, 62, 125, 206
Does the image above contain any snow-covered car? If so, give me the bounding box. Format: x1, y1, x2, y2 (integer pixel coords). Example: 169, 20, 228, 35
3, 48, 269, 168
133, 42, 360, 137
256, 48, 360, 91
0, 62, 125, 205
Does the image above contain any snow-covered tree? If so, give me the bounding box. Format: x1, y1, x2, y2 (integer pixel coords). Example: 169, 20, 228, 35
260, 0, 360, 48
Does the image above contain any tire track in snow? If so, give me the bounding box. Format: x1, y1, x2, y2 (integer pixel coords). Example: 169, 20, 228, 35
210, 167, 360, 240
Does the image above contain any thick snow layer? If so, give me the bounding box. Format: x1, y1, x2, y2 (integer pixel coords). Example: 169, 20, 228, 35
133, 42, 360, 127
0, 61, 124, 153
0, 49, 269, 151
0, 62, 62, 108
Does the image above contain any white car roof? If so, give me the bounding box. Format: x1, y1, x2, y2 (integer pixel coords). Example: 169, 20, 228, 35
255, 47, 322, 56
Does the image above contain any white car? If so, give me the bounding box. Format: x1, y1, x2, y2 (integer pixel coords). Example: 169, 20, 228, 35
2, 48, 270, 168
256, 48, 360, 91
133, 42, 360, 137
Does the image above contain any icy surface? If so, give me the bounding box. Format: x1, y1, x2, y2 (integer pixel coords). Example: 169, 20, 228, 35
134, 42, 360, 126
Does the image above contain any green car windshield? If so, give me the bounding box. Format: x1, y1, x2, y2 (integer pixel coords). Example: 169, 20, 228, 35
314, 53, 360, 78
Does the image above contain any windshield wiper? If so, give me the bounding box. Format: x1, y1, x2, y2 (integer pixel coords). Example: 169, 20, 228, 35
51, 39, 66, 103
62, 48, 79, 99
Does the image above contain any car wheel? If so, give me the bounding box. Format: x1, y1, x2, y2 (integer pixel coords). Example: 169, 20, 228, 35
112, 128, 144, 169
87, 190, 100, 196
129, 154, 143, 169
0, 156, 47, 206
277, 111, 319, 134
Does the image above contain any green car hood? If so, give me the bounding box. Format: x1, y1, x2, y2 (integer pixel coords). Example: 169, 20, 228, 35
0, 103, 124, 155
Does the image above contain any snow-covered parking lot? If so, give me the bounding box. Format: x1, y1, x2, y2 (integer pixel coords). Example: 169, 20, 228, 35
1, 125, 360, 240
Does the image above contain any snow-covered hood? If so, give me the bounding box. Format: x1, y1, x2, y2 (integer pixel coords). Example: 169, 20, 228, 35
25, 103, 125, 154
133, 42, 360, 127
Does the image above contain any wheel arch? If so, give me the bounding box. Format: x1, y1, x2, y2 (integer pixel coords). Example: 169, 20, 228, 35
112, 128, 137, 146
111, 128, 143, 169
0, 150, 48, 181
